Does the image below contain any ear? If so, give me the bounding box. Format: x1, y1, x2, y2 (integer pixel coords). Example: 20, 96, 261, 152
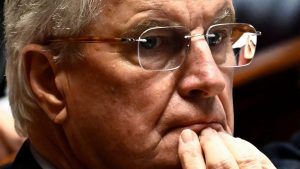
22, 44, 67, 124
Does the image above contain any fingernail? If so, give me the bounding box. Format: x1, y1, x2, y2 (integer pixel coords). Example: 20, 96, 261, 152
181, 129, 197, 143
219, 131, 231, 138
201, 128, 216, 136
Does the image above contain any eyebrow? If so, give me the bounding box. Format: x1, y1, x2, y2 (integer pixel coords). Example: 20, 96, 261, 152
213, 7, 236, 24
122, 6, 236, 37
122, 19, 176, 38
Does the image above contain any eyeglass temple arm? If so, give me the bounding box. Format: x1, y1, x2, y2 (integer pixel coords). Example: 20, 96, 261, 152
184, 31, 261, 40
46, 37, 147, 43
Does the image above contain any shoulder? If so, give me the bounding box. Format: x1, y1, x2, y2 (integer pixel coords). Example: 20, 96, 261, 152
263, 131, 300, 169
6, 140, 42, 169
0, 164, 12, 169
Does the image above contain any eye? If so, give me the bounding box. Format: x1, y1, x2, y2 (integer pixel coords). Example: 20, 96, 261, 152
139, 36, 162, 49
207, 31, 227, 47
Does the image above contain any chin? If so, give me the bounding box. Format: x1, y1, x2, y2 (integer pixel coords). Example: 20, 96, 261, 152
139, 135, 182, 169
139, 159, 182, 169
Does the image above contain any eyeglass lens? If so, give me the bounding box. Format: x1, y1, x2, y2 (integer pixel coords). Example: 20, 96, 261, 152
137, 23, 258, 70
138, 27, 189, 70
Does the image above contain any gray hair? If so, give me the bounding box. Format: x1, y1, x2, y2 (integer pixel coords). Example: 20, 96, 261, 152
4, 0, 102, 136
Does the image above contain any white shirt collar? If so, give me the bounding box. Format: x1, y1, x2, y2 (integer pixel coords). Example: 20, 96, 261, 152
30, 144, 57, 169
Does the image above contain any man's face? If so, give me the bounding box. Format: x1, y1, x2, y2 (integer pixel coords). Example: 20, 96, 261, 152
60, 0, 234, 168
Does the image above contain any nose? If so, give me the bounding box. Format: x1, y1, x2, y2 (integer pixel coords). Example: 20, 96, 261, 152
177, 38, 226, 98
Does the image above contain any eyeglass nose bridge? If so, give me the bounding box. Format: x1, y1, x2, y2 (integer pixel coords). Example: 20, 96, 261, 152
183, 33, 216, 52
184, 33, 215, 40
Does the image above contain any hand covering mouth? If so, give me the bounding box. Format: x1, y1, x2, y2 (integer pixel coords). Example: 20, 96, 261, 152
158, 112, 228, 137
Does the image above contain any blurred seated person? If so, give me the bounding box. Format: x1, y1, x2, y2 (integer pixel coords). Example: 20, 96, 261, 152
258, 38, 300, 169
0, 95, 25, 165
2, 0, 276, 168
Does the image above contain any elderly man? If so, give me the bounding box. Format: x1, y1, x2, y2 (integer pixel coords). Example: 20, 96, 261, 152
3, 0, 275, 169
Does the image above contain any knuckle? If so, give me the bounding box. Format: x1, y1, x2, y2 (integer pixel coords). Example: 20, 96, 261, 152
181, 149, 198, 159
207, 159, 234, 169
261, 159, 276, 169
179, 145, 201, 161
236, 155, 261, 168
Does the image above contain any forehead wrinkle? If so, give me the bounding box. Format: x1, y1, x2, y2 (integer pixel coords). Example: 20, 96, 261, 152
154, 0, 190, 25
185, 0, 234, 30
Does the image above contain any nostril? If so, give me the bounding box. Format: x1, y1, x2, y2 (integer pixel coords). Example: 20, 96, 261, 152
188, 89, 208, 98
189, 90, 198, 97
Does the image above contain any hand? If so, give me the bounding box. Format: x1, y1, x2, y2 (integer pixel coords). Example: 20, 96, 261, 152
178, 128, 276, 169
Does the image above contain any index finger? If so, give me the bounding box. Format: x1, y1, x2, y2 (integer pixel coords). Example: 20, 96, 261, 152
178, 129, 206, 169
200, 128, 239, 169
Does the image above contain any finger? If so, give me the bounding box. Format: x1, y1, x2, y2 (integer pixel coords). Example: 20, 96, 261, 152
178, 129, 206, 169
219, 132, 276, 169
200, 128, 239, 169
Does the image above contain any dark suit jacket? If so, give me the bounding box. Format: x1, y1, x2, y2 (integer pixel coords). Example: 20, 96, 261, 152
263, 131, 300, 169
0, 141, 42, 169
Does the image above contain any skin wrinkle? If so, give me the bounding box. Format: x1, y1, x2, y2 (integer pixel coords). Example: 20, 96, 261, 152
126, 2, 190, 31
161, 97, 227, 134
74, 42, 173, 164
88, 1, 234, 42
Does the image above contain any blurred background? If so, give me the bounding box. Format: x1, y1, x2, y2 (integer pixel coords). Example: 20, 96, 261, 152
0, 0, 5, 90
233, 0, 300, 149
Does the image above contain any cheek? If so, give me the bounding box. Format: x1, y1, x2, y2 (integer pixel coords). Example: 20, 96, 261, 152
220, 68, 234, 132
224, 85, 234, 132
61, 55, 177, 167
